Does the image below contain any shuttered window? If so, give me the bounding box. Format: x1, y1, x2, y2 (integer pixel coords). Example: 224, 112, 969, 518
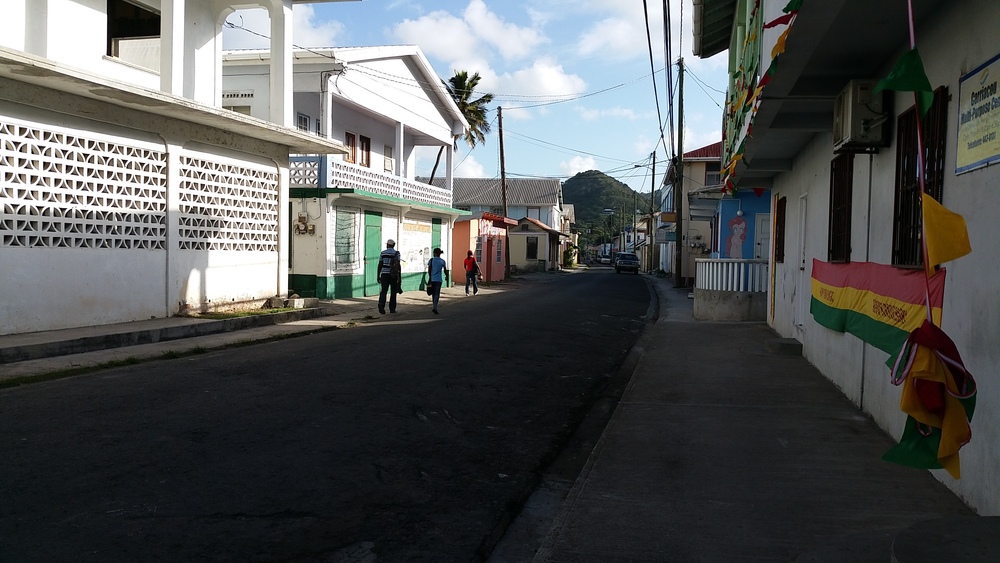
892, 87, 948, 268
774, 197, 787, 263
828, 153, 854, 263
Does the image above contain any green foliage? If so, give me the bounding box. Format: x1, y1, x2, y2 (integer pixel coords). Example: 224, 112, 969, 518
563, 170, 662, 241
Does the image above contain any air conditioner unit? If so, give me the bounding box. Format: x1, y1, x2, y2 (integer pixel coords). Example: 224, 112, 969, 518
833, 80, 890, 152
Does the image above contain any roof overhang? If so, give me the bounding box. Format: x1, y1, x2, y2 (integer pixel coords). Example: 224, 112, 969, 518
481, 211, 518, 227
0, 47, 347, 156
730, 0, 945, 188
290, 187, 466, 219
692, 0, 738, 58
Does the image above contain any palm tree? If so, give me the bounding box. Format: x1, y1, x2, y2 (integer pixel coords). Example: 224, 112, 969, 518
429, 70, 494, 183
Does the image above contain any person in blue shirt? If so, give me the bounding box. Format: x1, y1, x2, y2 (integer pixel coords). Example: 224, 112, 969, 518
426, 247, 449, 314
376, 239, 401, 314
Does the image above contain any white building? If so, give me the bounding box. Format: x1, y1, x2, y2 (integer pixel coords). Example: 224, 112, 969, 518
222, 46, 468, 297
0, 0, 352, 336
696, 0, 1000, 513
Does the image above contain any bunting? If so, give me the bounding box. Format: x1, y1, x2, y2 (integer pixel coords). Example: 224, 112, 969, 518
720, 0, 799, 196
874, 48, 934, 117
921, 192, 972, 277
883, 321, 976, 479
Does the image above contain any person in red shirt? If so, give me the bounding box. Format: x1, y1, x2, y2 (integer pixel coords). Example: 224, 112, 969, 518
463, 250, 481, 295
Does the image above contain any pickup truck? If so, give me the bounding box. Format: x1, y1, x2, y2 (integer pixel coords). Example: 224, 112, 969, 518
615, 252, 640, 274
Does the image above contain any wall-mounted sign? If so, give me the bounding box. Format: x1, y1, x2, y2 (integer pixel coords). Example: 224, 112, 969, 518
957, 52, 1000, 174
656, 231, 676, 244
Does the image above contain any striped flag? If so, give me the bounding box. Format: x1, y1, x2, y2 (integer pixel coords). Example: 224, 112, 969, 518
810, 260, 945, 358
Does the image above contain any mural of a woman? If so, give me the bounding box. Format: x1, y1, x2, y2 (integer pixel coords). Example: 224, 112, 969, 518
726, 216, 747, 259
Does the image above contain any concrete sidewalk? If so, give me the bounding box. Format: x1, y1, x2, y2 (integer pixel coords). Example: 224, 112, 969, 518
0, 280, 501, 383
531, 277, 978, 562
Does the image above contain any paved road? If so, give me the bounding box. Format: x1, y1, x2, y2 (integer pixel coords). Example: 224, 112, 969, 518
0, 269, 650, 562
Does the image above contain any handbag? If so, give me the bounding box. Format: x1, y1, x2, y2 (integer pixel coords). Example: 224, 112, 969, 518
426, 283, 434, 296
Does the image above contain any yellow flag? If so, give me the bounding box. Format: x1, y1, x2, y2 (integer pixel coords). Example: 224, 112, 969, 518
922, 192, 971, 276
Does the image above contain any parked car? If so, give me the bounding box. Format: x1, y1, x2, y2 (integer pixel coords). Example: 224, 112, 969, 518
599, 254, 611, 264
615, 252, 640, 274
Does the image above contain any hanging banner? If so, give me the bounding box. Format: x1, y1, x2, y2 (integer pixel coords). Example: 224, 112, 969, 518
956, 51, 1000, 173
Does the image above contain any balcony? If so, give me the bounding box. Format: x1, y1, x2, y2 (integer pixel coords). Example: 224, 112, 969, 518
693, 258, 768, 321
289, 155, 453, 209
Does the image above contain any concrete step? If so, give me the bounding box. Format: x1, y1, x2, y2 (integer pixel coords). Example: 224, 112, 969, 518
764, 337, 802, 356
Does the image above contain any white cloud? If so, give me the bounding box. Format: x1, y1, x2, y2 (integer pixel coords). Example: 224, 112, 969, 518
576, 105, 644, 121
683, 126, 723, 153
464, 0, 547, 61
413, 147, 489, 179
456, 154, 487, 177
560, 156, 598, 177
393, 10, 480, 63
222, 6, 344, 50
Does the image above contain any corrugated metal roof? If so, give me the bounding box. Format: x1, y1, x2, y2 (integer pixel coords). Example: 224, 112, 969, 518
422, 177, 562, 207
520, 217, 569, 238
683, 141, 722, 160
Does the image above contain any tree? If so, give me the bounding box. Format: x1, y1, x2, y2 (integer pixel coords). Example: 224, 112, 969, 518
429, 71, 494, 183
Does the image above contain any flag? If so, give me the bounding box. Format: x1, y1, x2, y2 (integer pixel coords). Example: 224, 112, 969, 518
883, 320, 976, 479
875, 49, 934, 117
922, 192, 971, 276
810, 260, 944, 359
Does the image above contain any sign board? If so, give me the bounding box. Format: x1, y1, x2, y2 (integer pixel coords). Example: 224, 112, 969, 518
957, 52, 1000, 173
655, 231, 676, 243
659, 211, 677, 223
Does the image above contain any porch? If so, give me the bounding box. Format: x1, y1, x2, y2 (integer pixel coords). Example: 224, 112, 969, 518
290, 155, 452, 208
693, 258, 768, 321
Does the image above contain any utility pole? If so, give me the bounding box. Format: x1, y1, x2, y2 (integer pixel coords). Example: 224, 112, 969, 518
674, 57, 685, 288
498, 106, 510, 279
650, 151, 656, 272
632, 191, 637, 252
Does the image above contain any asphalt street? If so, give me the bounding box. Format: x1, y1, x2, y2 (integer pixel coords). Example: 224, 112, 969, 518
0, 268, 651, 562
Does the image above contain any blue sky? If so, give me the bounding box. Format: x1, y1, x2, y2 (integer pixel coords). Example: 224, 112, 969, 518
222, 0, 729, 193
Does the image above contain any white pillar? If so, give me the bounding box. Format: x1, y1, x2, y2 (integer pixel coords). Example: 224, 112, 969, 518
276, 162, 290, 297
269, 0, 294, 127
320, 72, 333, 139
395, 121, 404, 176
446, 143, 454, 192
159, 0, 185, 95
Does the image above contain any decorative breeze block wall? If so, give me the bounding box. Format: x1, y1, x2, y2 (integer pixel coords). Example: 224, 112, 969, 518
0, 119, 167, 250
177, 154, 280, 252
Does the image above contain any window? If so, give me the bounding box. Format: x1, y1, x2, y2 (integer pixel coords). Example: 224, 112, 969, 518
475, 236, 483, 262
107, 0, 160, 62
892, 87, 948, 268
344, 132, 357, 163
359, 135, 371, 167
774, 197, 786, 263
334, 208, 357, 268
828, 153, 853, 263
296, 113, 310, 132
496, 237, 503, 263
527, 236, 539, 260
384, 145, 394, 173
222, 91, 254, 116
705, 162, 722, 186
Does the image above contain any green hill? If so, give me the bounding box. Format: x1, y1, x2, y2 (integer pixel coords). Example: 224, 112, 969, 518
563, 170, 661, 241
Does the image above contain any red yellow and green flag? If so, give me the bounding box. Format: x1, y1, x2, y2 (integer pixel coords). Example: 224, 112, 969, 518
810, 259, 944, 359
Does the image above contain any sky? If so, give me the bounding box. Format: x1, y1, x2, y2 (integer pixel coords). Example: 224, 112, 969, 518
222, 0, 730, 194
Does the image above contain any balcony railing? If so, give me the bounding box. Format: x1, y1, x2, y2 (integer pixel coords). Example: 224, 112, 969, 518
695, 258, 768, 292
289, 155, 452, 208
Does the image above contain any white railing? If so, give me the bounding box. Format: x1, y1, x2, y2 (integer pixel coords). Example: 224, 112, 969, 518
695, 258, 769, 292
289, 155, 452, 208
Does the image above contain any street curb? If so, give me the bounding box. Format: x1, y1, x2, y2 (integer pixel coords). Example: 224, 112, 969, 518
0, 308, 326, 364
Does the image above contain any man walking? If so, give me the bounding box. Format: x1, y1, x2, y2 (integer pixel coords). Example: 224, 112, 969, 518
463, 250, 480, 295
377, 239, 401, 314
427, 247, 448, 314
